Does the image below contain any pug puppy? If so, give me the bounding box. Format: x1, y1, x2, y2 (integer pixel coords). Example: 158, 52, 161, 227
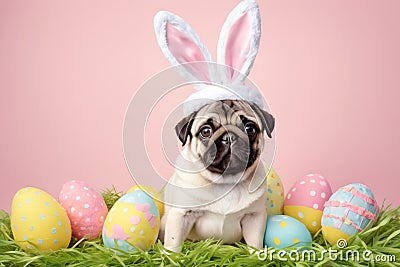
160, 100, 274, 252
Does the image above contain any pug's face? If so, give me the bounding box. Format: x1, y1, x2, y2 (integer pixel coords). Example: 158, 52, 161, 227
175, 100, 274, 180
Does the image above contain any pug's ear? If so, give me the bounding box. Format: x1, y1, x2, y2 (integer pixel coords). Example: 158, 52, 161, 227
175, 112, 197, 146
250, 103, 275, 138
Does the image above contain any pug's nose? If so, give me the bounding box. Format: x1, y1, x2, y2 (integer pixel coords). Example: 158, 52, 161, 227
221, 132, 237, 145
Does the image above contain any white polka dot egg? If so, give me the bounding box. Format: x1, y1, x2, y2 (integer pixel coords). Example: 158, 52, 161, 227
59, 180, 108, 240
264, 215, 312, 249
10, 187, 72, 251
102, 190, 160, 253
284, 174, 333, 234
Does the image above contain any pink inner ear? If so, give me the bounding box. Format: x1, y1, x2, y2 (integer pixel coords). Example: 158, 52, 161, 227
224, 12, 251, 79
166, 23, 210, 82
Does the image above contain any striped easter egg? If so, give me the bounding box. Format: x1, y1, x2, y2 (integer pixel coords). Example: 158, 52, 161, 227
321, 183, 379, 246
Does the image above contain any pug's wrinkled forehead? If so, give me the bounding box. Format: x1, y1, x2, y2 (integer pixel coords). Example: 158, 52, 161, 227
193, 100, 261, 131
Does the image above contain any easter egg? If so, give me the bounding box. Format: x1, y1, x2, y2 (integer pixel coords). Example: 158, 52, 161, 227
264, 215, 312, 249
321, 183, 379, 246
10, 187, 71, 251
266, 169, 284, 215
59, 180, 108, 240
284, 173, 332, 234
102, 190, 160, 252
127, 184, 164, 217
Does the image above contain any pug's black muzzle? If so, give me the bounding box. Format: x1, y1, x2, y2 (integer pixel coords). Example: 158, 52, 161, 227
202, 132, 252, 175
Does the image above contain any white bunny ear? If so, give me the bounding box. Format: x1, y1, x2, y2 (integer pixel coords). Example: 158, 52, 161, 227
154, 11, 213, 83
217, 0, 261, 82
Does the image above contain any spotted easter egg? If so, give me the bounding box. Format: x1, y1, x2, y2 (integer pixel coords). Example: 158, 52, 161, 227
321, 183, 379, 246
102, 190, 160, 252
266, 169, 284, 215
127, 184, 164, 217
11, 187, 71, 251
284, 174, 332, 234
59, 180, 108, 240
264, 215, 312, 249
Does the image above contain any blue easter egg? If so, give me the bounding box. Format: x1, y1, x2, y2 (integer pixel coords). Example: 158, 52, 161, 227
321, 183, 379, 246
264, 215, 312, 249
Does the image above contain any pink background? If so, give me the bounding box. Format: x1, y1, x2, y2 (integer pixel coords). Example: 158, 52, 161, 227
1, 0, 399, 212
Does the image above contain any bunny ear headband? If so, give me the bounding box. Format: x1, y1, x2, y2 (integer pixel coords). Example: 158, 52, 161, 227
154, 0, 263, 116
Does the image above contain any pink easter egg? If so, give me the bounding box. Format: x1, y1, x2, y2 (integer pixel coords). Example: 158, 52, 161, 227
284, 173, 332, 211
284, 173, 333, 234
59, 180, 108, 240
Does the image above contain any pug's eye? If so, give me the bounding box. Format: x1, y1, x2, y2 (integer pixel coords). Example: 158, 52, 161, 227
245, 122, 257, 137
199, 125, 213, 138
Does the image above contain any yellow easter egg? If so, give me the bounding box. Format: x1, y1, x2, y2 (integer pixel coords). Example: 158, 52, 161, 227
266, 169, 284, 216
11, 187, 71, 251
102, 190, 160, 252
284, 206, 322, 235
127, 184, 164, 217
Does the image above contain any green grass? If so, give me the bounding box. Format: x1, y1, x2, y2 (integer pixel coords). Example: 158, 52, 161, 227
0, 189, 399, 267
